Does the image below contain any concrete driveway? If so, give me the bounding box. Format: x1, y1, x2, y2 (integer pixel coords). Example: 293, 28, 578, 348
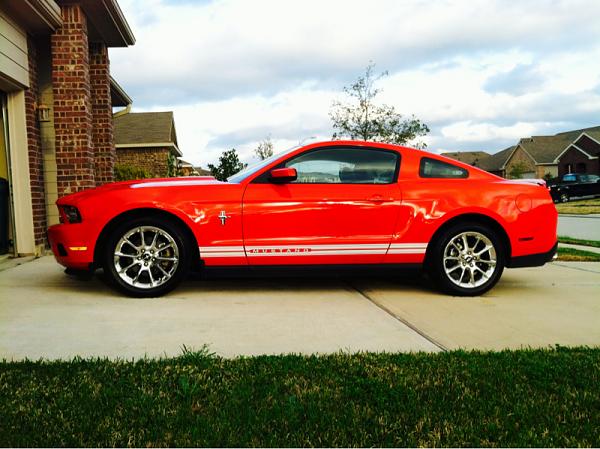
0, 257, 599, 360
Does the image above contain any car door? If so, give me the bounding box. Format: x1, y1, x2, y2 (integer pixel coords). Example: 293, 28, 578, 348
242, 146, 402, 265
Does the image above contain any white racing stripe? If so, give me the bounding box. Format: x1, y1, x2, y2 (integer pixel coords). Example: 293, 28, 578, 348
388, 242, 428, 255
387, 249, 427, 254
199, 246, 245, 258
199, 246, 244, 252
199, 242, 428, 258
246, 249, 387, 257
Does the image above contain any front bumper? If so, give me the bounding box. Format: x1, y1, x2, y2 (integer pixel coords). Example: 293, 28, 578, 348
47, 223, 94, 270
507, 241, 558, 268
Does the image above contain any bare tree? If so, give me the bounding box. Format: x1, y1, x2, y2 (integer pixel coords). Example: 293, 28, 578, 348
330, 63, 429, 148
254, 136, 274, 160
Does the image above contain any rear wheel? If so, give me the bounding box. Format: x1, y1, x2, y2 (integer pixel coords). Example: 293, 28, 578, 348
560, 192, 569, 203
428, 222, 504, 296
102, 217, 191, 297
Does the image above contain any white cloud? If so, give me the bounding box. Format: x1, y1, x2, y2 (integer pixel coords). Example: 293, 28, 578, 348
441, 121, 537, 143
110, 0, 600, 166
155, 86, 336, 166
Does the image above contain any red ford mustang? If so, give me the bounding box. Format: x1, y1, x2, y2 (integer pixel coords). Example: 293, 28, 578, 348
48, 141, 557, 297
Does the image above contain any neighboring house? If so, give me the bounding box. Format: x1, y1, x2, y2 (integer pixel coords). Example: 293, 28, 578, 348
440, 151, 490, 167
178, 159, 198, 176
447, 126, 600, 179
113, 111, 182, 178
194, 166, 212, 176
476, 146, 515, 178
554, 128, 600, 176
0, 0, 134, 256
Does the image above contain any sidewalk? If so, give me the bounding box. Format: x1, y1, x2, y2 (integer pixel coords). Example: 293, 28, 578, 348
558, 243, 600, 254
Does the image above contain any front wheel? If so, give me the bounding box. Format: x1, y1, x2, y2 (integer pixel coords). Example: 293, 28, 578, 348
102, 217, 191, 297
428, 223, 505, 296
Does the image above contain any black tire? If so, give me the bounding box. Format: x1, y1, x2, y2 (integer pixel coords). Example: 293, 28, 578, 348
428, 222, 505, 296
560, 192, 569, 203
102, 216, 191, 297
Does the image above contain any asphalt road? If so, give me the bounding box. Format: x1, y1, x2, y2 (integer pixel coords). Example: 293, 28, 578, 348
1, 256, 599, 360
558, 214, 600, 240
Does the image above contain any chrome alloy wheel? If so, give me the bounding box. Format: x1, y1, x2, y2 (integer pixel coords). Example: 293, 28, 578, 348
113, 226, 179, 289
442, 231, 497, 289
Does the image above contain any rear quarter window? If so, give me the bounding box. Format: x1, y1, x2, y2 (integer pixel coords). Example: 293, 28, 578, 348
419, 157, 469, 179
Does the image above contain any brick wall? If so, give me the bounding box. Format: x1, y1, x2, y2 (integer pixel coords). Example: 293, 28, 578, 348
574, 135, 600, 155
504, 146, 536, 178
116, 148, 171, 177
558, 146, 600, 176
51, 4, 94, 196
25, 36, 47, 246
89, 42, 114, 185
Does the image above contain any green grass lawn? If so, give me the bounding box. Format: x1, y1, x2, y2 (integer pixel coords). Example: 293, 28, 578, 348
558, 236, 600, 249
555, 198, 600, 215
556, 247, 600, 261
1, 347, 599, 447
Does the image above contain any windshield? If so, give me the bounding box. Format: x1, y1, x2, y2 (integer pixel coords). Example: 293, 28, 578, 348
227, 144, 301, 183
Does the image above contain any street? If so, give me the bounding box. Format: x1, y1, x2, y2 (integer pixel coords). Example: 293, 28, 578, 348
558, 213, 600, 240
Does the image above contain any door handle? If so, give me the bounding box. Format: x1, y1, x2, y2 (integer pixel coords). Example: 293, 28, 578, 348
368, 195, 385, 203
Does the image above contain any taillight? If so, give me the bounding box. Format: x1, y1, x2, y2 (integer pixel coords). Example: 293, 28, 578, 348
59, 205, 82, 224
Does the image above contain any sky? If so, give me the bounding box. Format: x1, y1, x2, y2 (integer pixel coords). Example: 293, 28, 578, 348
109, 0, 600, 168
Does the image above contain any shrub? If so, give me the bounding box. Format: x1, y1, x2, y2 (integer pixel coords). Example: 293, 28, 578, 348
114, 164, 153, 181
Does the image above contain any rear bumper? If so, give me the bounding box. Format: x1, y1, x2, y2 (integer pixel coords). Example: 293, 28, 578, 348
47, 223, 94, 270
507, 241, 557, 268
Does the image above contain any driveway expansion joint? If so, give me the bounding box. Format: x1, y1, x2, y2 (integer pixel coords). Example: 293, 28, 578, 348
551, 262, 600, 274
348, 282, 449, 352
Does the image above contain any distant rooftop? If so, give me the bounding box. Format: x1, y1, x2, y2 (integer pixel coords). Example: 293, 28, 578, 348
113, 111, 182, 156
461, 125, 600, 172
441, 151, 490, 166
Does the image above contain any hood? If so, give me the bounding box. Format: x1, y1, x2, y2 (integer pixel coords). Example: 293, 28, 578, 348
57, 176, 221, 205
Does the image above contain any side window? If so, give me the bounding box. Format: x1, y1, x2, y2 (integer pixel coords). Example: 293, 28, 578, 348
419, 157, 468, 179
283, 147, 399, 184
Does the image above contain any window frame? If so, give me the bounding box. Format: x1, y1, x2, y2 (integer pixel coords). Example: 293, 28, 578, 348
419, 157, 469, 179
251, 145, 401, 185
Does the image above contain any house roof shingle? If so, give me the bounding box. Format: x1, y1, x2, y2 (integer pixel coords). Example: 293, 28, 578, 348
518, 135, 573, 163
476, 146, 515, 172
556, 125, 600, 140
519, 125, 600, 163
441, 151, 490, 166
114, 111, 177, 145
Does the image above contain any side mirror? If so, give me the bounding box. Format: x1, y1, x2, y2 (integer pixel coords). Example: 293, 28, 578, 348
269, 167, 297, 183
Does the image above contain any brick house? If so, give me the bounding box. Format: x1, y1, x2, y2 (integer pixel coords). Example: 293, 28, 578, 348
476, 146, 515, 177
178, 160, 199, 176
553, 129, 600, 176
113, 111, 182, 178
447, 126, 600, 179
0, 0, 134, 256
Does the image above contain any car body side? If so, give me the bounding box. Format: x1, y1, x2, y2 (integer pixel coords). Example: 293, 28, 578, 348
47, 141, 557, 271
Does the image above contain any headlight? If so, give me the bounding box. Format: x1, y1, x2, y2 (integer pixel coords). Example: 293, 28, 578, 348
59, 205, 82, 224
